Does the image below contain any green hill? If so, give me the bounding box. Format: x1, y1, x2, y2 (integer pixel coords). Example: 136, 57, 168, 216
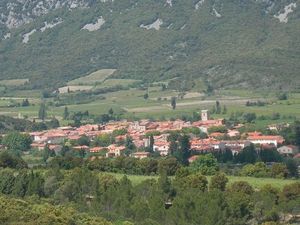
0, 0, 299, 90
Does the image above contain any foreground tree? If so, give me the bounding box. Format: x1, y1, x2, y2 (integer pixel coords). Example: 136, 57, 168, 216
190, 154, 219, 175
2, 132, 32, 153
210, 173, 228, 191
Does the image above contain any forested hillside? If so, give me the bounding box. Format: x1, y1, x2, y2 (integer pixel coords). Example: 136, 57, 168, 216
0, 0, 300, 89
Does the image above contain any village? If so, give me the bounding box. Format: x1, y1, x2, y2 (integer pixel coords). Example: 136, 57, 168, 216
27, 110, 299, 161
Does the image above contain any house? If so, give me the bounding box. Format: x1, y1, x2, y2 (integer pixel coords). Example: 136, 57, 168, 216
132, 152, 150, 159
89, 147, 106, 153
49, 144, 62, 154
188, 155, 199, 163
73, 145, 90, 151
277, 145, 298, 156
44, 132, 66, 144
293, 153, 300, 159
247, 135, 284, 147
153, 141, 169, 156
68, 135, 82, 141
227, 130, 240, 138
190, 138, 217, 152
106, 145, 126, 157
209, 132, 225, 138
192, 119, 224, 130
30, 143, 46, 151
129, 121, 149, 132
29, 132, 46, 142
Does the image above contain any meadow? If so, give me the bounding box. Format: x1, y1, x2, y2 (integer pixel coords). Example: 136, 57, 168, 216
108, 172, 297, 190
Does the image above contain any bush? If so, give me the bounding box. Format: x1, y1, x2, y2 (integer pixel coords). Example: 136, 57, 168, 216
240, 162, 270, 178
228, 181, 254, 195
210, 172, 229, 191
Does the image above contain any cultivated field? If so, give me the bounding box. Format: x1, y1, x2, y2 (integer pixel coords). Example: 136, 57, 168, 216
0, 79, 29, 86
95, 79, 140, 88
0, 77, 299, 129
68, 69, 116, 85
58, 85, 93, 93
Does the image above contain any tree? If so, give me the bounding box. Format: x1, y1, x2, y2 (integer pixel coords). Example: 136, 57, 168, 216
277, 92, 288, 100
295, 121, 300, 147
77, 135, 90, 146
143, 93, 149, 100
240, 162, 269, 178
0, 169, 15, 194
228, 181, 254, 195
38, 103, 47, 121
243, 113, 256, 123
125, 136, 136, 156
184, 173, 208, 192
270, 163, 288, 178
210, 173, 228, 191
94, 134, 112, 147
158, 170, 172, 196
21, 99, 30, 107
171, 97, 176, 110
63, 106, 69, 120
259, 149, 282, 163
175, 135, 191, 165
0, 151, 27, 169
281, 182, 300, 201
27, 171, 45, 197
158, 157, 180, 176
235, 144, 257, 164
285, 158, 298, 178
190, 154, 219, 175
215, 101, 221, 114
47, 117, 60, 128
108, 108, 114, 117
148, 135, 154, 153
2, 132, 32, 153
222, 105, 227, 114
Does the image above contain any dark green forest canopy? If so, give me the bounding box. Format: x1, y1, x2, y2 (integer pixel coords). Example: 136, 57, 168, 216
0, 167, 299, 225
0, 0, 299, 89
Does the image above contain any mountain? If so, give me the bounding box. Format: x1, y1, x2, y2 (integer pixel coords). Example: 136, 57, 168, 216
0, 0, 299, 90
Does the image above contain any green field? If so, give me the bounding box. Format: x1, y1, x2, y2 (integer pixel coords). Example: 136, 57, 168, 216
109, 172, 298, 190
0, 79, 29, 86
0, 81, 299, 128
68, 69, 117, 85
95, 79, 140, 88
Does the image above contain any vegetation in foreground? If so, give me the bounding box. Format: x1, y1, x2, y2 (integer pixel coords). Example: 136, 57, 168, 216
0, 165, 299, 225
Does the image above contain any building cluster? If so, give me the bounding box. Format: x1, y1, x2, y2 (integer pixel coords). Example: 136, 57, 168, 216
28, 110, 298, 159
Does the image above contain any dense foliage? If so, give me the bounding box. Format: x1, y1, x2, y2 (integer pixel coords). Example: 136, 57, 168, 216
0, 167, 299, 225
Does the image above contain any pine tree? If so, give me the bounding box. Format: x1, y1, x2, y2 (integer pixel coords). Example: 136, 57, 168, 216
171, 97, 176, 110
38, 103, 47, 121
222, 105, 227, 114
63, 106, 69, 120
216, 101, 221, 114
